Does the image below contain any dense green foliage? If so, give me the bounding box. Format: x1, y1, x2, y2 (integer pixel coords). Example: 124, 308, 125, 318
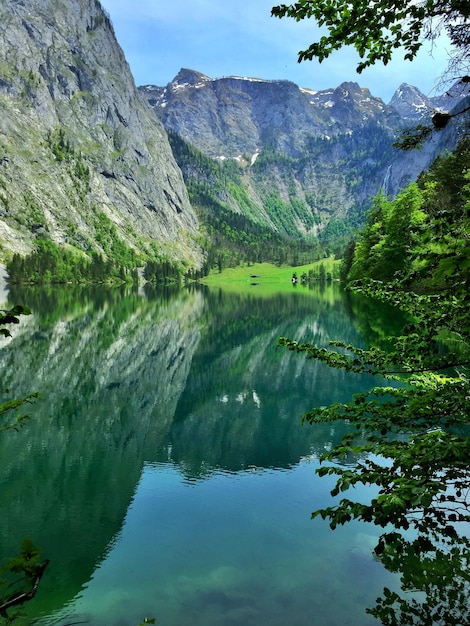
0, 539, 48, 621
280, 139, 470, 623
288, 259, 341, 284
6, 239, 137, 285
344, 139, 470, 287
143, 258, 183, 285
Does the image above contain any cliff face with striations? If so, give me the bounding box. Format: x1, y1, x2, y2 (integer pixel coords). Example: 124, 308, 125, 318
142, 69, 469, 239
143, 69, 401, 159
1, 0, 468, 259
0, 0, 201, 264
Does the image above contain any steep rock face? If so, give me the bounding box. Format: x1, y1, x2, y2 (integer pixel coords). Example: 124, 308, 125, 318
388, 83, 436, 121
142, 70, 467, 238
0, 0, 200, 263
142, 71, 405, 236
384, 82, 470, 194
143, 69, 399, 159
389, 81, 469, 121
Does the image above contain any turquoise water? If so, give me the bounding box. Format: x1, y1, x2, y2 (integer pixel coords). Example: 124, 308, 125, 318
43, 463, 391, 626
0, 283, 403, 625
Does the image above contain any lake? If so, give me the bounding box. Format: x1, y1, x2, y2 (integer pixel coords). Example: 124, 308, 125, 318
0, 281, 405, 625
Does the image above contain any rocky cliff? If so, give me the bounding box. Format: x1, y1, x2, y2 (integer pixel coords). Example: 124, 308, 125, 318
142, 69, 469, 241
143, 69, 400, 159
0, 0, 201, 264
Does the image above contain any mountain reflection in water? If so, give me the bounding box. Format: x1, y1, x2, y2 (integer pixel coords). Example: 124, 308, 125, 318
0, 283, 403, 625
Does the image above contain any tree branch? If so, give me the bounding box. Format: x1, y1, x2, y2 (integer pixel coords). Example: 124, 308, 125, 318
0, 559, 49, 614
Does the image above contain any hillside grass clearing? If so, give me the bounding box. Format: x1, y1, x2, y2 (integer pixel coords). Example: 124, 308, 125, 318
200, 258, 341, 294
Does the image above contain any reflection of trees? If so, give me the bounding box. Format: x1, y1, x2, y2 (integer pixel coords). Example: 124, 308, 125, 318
369, 534, 470, 626
169, 286, 388, 480
0, 283, 407, 620
343, 289, 411, 349
0, 286, 203, 617
280, 280, 470, 626
7, 283, 136, 325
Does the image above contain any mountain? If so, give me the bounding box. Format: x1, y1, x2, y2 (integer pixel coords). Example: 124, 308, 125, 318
141, 69, 469, 246
0, 0, 201, 265
389, 81, 470, 121
0, 0, 468, 269
142, 69, 399, 159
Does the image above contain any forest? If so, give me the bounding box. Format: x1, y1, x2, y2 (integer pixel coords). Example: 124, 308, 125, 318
343, 138, 470, 288
166, 130, 325, 270
279, 136, 470, 624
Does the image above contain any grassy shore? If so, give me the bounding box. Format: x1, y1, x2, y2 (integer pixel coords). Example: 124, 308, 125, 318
200, 258, 341, 293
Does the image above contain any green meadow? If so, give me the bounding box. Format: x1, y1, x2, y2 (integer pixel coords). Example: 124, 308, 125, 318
200, 257, 341, 294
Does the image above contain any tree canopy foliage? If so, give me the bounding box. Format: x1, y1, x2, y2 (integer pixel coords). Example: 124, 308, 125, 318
345, 138, 470, 286
0, 539, 48, 622
271, 0, 470, 77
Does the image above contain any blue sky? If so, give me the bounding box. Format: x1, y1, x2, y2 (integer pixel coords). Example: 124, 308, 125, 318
100, 0, 452, 103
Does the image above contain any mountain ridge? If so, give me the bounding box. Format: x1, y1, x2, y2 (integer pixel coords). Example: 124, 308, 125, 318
143, 67, 467, 161
141, 68, 469, 246
0, 0, 468, 268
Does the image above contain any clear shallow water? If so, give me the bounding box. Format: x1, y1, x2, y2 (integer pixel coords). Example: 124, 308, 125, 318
45, 462, 391, 626
0, 283, 404, 625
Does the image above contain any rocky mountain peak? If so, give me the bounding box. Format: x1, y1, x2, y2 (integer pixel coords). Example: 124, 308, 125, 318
172, 68, 211, 88
319, 81, 388, 123
389, 80, 470, 122
389, 83, 432, 120
140, 68, 468, 240
335, 81, 369, 98
142, 70, 399, 160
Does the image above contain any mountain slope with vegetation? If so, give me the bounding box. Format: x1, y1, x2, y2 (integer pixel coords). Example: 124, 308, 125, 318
166, 131, 324, 270
343, 138, 470, 288
142, 69, 469, 250
0, 0, 201, 267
